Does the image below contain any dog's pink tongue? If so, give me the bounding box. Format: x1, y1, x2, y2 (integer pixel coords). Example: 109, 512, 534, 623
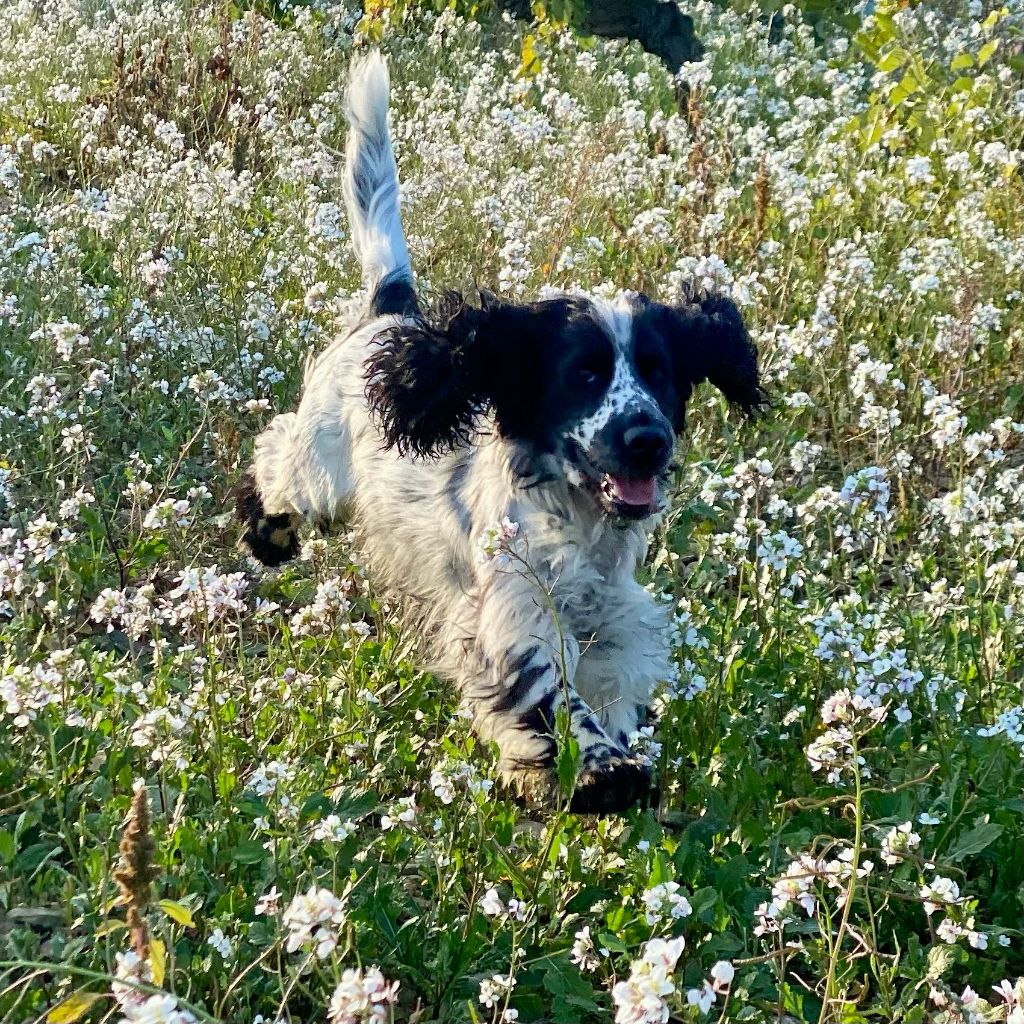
608, 475, 656, 506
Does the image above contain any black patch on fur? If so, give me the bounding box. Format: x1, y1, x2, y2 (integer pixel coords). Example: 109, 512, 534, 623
634, 290, 766, 428
494, 660, 549, 714
502, 643, 541, 680
234, 471, 300, 567
518, 689, 559, 741
569, 756, 654, 814
364, 291, 488, 458
370, 270, 419, 318
364, 291, 613, 459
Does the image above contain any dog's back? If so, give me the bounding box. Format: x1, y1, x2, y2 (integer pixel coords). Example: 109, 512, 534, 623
238, 52, 419, 560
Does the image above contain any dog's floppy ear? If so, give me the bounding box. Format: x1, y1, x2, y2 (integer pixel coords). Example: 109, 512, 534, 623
364, 291, 488, 458
663, 291, 766, 426
365, 291, 579, 456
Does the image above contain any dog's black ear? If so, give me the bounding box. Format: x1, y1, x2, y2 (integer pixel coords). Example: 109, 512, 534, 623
365, 291, 568, 456
664, 292, 766, 426
364, 292, 488, 458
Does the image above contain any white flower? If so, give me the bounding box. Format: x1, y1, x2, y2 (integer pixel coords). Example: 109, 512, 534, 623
313, 814, 355, 843
380, 796, 416, 830
920, 876, 961, 916
507, 898, 530, 922
480, 887, 504, 917
117, 993, 197, 1024
570, 926, 600, 972
709, 961, 734, 990
254, 886, 280, 916
880, 822, 921, 866
113, 949, 152, 1012
479, 518, 521, 567
479, 974, 516, 1009
640, 881, 692, 926
283, 886, 347, 958
327, 966, 399, 1024
612, 937, 684, 1024
686, 982, 715, 1014
207, 928, 232, 958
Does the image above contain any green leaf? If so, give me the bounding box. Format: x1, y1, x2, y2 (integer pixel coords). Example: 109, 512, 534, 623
877, 48, 907, 73
47, 991, 107, 1023
949, 52, 974, 71
890, 72, 920, 106
596, 931, 630, 953
93, 919, 126, 939
873, 13, 896, 41
158, 899, 195, 928
946, 822, 1003, 863
978, 39, 999, 66
230, 841, 268, 865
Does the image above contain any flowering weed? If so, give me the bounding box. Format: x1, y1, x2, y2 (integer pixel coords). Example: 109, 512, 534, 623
1, 1, 1023, 1022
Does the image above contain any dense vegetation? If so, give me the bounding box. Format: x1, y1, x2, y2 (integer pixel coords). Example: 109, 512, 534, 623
1, 1, 1022, 1022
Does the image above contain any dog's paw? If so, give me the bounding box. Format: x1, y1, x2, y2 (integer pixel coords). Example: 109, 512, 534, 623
235, 472, 300, 567
500, 762, 561, 811
569, 755, 654, 815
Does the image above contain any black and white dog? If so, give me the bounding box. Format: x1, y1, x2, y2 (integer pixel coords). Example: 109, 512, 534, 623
237, 53, 763, 812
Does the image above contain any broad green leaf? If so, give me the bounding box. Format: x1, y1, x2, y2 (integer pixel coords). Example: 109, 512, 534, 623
47, 991, 107, 1023
230, 841, 268, 865
890, 72, 920, 106
877, 48, 907, 73
946, 822, 1003, 863
978, 40, 999, 66
873, 13, 896, 41
949, 52, 974, 71
158, 899, 195, 928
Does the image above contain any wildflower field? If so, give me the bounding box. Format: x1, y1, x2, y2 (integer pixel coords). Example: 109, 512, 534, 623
2, 1, 1024, 1021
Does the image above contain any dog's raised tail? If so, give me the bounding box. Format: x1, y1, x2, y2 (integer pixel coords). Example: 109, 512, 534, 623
343, 51, 417, 317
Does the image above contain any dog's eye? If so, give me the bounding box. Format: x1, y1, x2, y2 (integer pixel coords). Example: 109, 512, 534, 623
574, 358, 610, 387
636, 349, 666, 384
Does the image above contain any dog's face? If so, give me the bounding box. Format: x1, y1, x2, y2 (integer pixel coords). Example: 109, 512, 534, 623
365, 289, 764, 520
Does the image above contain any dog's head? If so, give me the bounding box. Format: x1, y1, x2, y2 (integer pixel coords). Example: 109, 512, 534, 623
365, 289, 764, 520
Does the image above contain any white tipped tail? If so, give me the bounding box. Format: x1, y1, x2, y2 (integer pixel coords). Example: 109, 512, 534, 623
343, 52, 412, 301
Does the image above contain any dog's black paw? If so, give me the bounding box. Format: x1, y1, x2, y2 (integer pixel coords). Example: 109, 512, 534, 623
235, 472, 300, 567
569, 755, 653, 815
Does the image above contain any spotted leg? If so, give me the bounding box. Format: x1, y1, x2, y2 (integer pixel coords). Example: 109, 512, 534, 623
457, 573, 652, 813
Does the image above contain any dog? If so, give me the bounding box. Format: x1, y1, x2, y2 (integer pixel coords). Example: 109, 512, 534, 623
236, 52, 763, 813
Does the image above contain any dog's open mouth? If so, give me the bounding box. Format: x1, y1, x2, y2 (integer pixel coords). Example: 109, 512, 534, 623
599, 474, 659, 519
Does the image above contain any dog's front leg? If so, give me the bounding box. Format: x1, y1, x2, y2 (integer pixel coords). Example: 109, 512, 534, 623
463, 575, 652, 813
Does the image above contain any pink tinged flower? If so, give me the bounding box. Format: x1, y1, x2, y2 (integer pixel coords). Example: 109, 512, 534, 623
282, 886, 346, 959
327, 966, 399, 1024
255, 886, 280, 915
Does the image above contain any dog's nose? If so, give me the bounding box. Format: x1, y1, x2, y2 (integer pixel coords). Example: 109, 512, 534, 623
623, 424, 671, 464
